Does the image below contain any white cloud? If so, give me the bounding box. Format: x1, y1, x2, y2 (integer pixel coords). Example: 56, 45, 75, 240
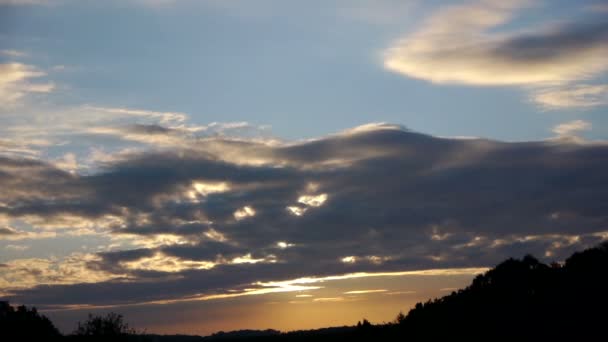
552, 120, 592, 137
383, 0, 608, 108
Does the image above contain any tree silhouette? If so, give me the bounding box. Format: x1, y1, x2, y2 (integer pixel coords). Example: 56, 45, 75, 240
393, 311, 405, 324
0, 301, 61, 340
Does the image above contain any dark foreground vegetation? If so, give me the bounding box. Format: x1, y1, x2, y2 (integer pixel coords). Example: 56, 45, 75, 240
2, 242, 607, 341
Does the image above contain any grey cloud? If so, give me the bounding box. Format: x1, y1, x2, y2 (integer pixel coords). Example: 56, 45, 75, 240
127, 124, 174, 135
493, 19, 608, 63
0, 227, 17, 235
2, 125, 608, 307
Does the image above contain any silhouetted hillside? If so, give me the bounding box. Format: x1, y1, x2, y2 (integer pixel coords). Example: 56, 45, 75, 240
204, 329, 280, 340
141, 334, 205, 342
399, 241, 608, 341
201, 326, 363, 342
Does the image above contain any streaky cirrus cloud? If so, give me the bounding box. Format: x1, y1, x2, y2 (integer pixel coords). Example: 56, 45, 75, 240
383, 0, 608, 108
1, 123, 607, 308
0, 50, 28, 58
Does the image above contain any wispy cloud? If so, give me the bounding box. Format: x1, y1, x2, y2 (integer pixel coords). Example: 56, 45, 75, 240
344, 289, 387, 295
5, 244, 30, 251
0, 63, 54, 104
384, 291, 416, 295
0, 50, 28, 58
533, 84, 608, 109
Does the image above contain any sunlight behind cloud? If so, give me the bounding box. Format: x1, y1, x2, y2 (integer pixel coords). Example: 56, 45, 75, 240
231, 253, 277, 264
234, 206, 256, 220
286, 206, 307, 216
121, 252, 216, 272
298, 193, 328, 207
276, 241, 294, 249
341, 256, 357, 264
189, 182, 231, 200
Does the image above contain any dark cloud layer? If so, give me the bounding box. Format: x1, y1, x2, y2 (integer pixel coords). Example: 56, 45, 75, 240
2, 124, 608, 307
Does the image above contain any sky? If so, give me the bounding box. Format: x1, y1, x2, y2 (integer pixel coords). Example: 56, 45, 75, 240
1, 0, 608, 336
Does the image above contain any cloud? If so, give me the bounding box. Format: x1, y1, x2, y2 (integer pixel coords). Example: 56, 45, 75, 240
0, 253, 123, 293
5, 244, 30, 251
533, 84, 608, 109
0, 228, 56, 241
1, 124, 608, 308
343, 289, 387, 295
552, 120, 592, 137
0, 63, 54, 104
82, 106, 188, 126
0, 50, 28, 58
383, 0, 608, 108
0, 99, 271, 171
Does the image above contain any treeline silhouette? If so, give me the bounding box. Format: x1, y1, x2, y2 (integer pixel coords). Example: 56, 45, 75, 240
2, 242, 607, 341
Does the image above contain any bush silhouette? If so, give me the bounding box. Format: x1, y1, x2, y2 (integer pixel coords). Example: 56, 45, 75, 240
71, 312, 143, 341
